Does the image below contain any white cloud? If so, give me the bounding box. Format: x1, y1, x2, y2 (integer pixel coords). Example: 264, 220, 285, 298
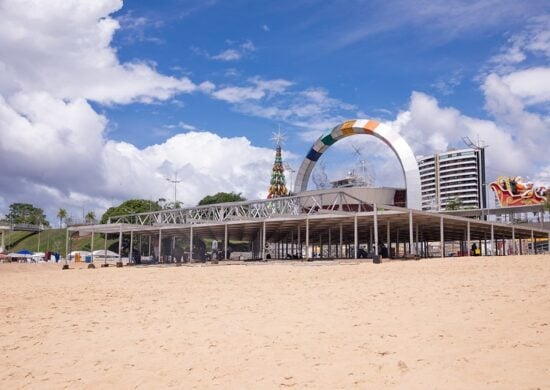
0, 0, 197, 105
261, 24, 270, 32
197, 40, 256, 62
0, 0, 277, 221
211, 77, 294, 103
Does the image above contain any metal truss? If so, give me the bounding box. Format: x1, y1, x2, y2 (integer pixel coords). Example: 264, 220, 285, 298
109, 190, 372, 226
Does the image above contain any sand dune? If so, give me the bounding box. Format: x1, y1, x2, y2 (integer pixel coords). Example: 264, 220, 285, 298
1, 256, 549, 389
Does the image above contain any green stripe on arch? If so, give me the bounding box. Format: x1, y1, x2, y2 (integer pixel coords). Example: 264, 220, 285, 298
321, 133, 337, 146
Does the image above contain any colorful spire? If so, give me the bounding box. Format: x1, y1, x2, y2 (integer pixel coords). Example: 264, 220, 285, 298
267, 129, 289, 198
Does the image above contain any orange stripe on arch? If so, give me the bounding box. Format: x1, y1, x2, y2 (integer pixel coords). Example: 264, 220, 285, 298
340, 120, 356, 136
364, 120, 379, 132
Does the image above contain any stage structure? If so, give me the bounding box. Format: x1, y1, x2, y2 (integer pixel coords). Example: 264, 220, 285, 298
294, 119, 422, 209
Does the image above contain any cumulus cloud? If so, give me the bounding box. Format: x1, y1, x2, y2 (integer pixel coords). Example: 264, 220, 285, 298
0, 0, 196, 104
0, 0, 278, 221
194, 40, 256, 62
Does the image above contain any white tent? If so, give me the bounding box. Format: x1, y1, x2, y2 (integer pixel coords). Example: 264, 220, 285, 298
92, 249, 119, 258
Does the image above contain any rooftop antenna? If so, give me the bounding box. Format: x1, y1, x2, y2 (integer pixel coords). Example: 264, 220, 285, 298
284, 162, 295, 194
351, 144, 373, 186
462, 135, 488, 150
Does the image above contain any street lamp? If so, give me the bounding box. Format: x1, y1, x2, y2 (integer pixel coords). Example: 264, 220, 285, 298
165, 172, 183, 208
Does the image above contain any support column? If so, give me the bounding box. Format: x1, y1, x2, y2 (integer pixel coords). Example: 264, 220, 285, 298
262, 221, 267, 260
298, 225, 301, 258
531, 230, 535, 255
91, 230, 95, 263
159, 229, 163, 263
117, 226, 123, 266
512, 226, 515, 255
104, 233, 108, 265
130, 231, 134, 264
65, 228, 70, 265
339, 223, 343, 259
491, 224, 498, 256
328, 228, 332, 258
409, 210, 414, 255
188, 227, 193, 262
224, 223, 228, 260
373, 204, 379, 256
440, 216, 444, 258
305, 218, 309, 261
467, 221, 471, 256
387, 220, 391, 259
415, 223, 419, 256
354, 214, 358, 260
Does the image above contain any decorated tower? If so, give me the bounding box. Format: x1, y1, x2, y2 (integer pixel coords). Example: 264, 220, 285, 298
267, 130, 289, 198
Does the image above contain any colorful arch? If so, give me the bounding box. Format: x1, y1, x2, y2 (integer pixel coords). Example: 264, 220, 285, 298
294, 119, 422, 209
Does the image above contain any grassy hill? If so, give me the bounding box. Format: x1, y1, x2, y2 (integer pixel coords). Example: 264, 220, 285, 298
2, 228, 119, 257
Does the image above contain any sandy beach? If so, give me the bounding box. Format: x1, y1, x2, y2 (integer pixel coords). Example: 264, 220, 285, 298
1, 255, 549, 389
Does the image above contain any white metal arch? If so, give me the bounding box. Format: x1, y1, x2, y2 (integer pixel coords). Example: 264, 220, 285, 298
294, 119, 422, 209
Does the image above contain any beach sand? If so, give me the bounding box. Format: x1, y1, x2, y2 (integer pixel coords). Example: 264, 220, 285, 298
1, 255, 549, 389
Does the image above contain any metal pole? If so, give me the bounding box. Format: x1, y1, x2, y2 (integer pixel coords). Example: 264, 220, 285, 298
104, 232, 108, 265
467, 221, 471, 256
118, 226, 122, 264
387, 220, 390, 259
91, 230, 95, 263
188, 227, 192, 262
159, 229, 163, 263
373, 204, 379, 256
37, 231, 40, 252
65, 228, 69, 265
354, 214, 358, 260
491, 224, 498, 256
440, 216, 444, 258
130, 231, 134, 264
415, 223, 419, 255
531, 230, 535, 255
224, 223, 228, 260
339, 223, 343, 259
512, 226, 515, 255
328, 228, 331, 258
305, 218, 309, 261
262, 221, 266, 260
409, 210, 414, 255
298, 225, 301, 258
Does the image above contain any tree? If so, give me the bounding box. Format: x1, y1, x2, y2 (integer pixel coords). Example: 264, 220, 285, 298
7, 203, 49, 226
101, 199, 163, 224
198, 192, 246, 206
445, 197, 463, 211
85, 211, 96, 224
57, 208, 67, 228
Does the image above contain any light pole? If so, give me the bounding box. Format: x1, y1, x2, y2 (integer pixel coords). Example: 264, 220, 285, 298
166, 172, 183, 208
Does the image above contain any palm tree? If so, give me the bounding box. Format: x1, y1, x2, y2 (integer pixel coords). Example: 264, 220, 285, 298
57, 208, 67, 228
85, 211, 96, 224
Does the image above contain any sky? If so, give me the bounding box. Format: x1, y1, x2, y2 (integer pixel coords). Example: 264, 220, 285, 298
0, 0, 549, 222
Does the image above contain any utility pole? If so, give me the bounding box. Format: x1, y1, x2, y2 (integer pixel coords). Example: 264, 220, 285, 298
166, 172, 183, 208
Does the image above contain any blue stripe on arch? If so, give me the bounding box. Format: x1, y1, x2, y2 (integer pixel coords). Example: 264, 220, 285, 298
306, 148, 322, 162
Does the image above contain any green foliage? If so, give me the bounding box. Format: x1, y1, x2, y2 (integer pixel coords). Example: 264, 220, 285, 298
545, 195, 550, 211
101, 199, 162, 224
198, 192, 246, 206
7, 203, 49, 226
85, 211, 96, 223
57, 208, 67, 228
445, 197, 463, 211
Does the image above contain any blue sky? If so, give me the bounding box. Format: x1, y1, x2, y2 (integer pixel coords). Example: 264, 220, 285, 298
0, 0, 548, 221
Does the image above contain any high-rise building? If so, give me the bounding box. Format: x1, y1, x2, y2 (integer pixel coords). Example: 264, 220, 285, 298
417, 147, 487, 211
